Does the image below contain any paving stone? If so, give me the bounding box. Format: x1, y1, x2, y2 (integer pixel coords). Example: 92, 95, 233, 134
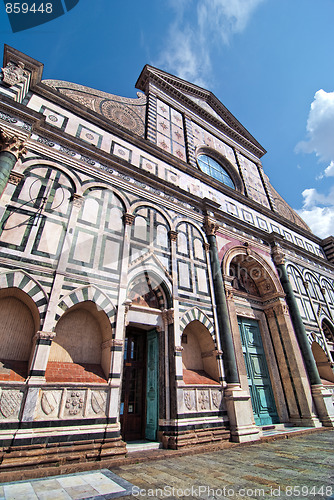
114, 430, 334, 500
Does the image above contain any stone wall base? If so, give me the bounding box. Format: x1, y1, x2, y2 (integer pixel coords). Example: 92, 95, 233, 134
0, 436, 126, 482
162, 426, 230, 450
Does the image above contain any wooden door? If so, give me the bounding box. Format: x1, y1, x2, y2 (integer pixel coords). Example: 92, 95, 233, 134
145, 330, 159, 441
238, 317, 279, 426
120, 329, 146, 441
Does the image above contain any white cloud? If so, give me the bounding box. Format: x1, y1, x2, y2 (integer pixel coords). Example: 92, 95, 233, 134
295, 90, 334, 238
324, 161, 334, 177
296, 187, 334, 239
155, 0, 265, 85
296, 89, 334, 161
297, 206, 334, 239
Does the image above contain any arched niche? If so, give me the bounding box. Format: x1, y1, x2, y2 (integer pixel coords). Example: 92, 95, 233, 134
311, 341, 334, 383
48, 301, 113, 383
181, 320, 219, 384
0, 288, 39, 380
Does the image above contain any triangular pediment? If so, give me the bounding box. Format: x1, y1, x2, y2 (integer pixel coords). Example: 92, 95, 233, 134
136, 66, 266, 157
184, 93, 228, 126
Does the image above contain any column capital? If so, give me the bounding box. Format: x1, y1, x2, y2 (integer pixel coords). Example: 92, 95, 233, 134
168, 230, 178, 242
123, 213, 135, 225
0, 130, 27, 160
162, 308, 174, 324
225, 288, 234, 301
203, 215, 219, 236
71, 193, 84, 208
271, 244, 285, 266
34, 331, 56, 341
204, 242, 210, 253
8, 171, 24, 186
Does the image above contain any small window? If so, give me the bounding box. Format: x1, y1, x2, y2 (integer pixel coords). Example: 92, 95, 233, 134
197, 154, 235, 189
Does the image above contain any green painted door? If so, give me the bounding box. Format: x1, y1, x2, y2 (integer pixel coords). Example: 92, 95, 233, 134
238, 317, 279, 426
145, 329, 159, 441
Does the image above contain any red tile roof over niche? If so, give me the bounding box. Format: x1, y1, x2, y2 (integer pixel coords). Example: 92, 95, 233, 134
45, 362, 107, 384
183, 369, 220, 385
0, 360, 27, 382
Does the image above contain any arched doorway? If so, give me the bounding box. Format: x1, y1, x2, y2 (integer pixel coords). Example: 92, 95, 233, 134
121, 272, 170, 442
224, 250, 285, 427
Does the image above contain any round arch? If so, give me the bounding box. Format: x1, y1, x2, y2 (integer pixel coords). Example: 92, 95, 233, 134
195, 145, 244, 194
20, 159, 80, 193
130, 202, 173, 229
180, 307, 215, 336
81, 183, 130, 212
49, 300, 113, 381
55, 285, 116, 327
222, 246, 283, 297
175, 219, 207, 242
0, 270, 46, 328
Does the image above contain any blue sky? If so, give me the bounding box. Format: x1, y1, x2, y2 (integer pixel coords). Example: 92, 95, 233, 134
1, 0, 334, 238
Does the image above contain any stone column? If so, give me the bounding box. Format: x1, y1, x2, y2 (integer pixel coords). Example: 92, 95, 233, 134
271, 244, 321, 386
0, 130, 26, 197
203, 216, 239, 384
271, 242, 334, 427
205, 241, 225, 383
204, 215, 259, 442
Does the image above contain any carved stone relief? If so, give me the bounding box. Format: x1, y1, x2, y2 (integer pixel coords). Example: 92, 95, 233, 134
63, 390, 85, 418
183, 388, 222, 412
40, 390, 61, 417
90, 390, 107, 415
0, 389, 24, 419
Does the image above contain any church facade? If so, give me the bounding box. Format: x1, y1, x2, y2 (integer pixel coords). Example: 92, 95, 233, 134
0, 44, 333, 476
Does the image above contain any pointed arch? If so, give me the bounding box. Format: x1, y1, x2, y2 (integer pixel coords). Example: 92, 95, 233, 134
0, 269, 47, 327
55, 285, 116, 327
179, 307, 215, 336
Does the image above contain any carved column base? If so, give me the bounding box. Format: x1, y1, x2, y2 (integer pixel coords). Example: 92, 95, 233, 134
224, 383, 260, 443
311, 384, 334, 427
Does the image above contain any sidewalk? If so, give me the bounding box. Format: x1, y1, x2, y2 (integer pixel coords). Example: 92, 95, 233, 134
0, 428, 333, 499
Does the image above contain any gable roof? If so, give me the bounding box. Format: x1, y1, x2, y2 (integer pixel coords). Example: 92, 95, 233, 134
136, 65, 266, 158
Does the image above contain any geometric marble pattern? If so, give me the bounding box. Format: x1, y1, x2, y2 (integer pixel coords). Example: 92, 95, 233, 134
0, 469, 134, 500
179, 307, 215, 336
